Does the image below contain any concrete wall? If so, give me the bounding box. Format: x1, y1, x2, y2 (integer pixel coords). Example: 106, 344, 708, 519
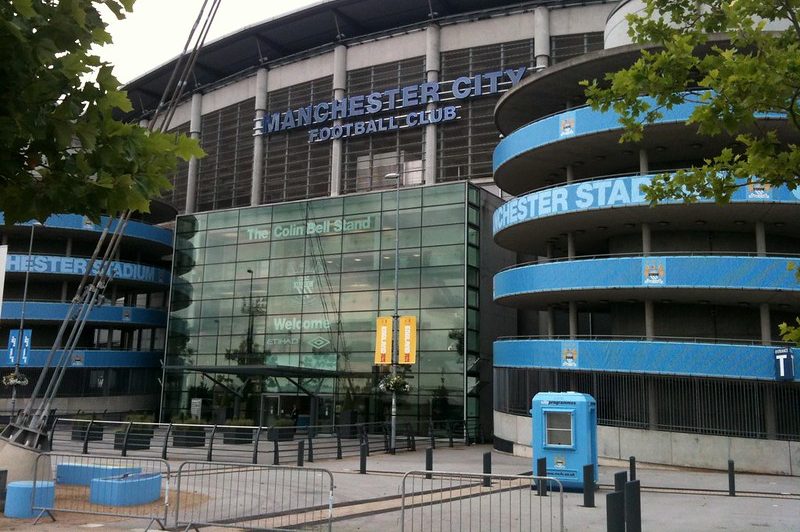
348, 31, 426, 70
494, 410, 799, 476
1, 395, 156, 417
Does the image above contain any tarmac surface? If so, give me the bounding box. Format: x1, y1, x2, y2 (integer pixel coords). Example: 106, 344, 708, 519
0, 444, 797, 531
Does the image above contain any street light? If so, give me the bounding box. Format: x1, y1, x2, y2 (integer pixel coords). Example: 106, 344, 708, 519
246, 269, 254, 355
384, 171, 401, 453
10, 221, 39, 418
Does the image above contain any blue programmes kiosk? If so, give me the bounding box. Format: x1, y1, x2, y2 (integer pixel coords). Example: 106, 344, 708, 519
531, 391, 597, 491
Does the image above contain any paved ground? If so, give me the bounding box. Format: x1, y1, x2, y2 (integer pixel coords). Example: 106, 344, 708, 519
0, 444, 797, 531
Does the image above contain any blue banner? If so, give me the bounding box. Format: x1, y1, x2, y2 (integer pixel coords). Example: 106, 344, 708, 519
7, 329, 32, 366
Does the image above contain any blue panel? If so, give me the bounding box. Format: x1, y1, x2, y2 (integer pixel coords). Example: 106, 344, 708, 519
493, 94, 784, 173
493, 175, 800, 234
494, 256, 800, 298
0, 214, 173, 248
0, 302, 167, 327
494, 339, 799, 381
0, 349, 159, 368
5, 255, 170, 286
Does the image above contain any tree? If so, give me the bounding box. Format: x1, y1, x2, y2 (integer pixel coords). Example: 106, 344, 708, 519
0, 0, 202, 223
583, 0, 800, 343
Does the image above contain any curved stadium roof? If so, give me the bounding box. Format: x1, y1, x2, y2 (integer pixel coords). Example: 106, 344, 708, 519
123, 0, 603, 117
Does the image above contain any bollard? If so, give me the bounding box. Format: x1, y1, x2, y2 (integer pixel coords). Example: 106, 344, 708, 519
307, 434, 314, 463
429, 423, 436, 450
625, 480, 642, 532
359, 443, 367, 474
425, 448, 433, 480
536, 457, 548, 497
482, 452, 492, 487
728, 460, 735, 496
606, 491, 625, 532
447, 421, 454, 448
614, 471, 627, 493
629, 456, 637, 481
297, 440, 305, 467
336, 429, 343, 460
273, 438, 280, 465
582, 464, 595, 508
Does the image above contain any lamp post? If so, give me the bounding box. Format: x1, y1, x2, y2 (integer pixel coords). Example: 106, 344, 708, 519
246, 269, 255, 355
384, 171, 402, 453
10, 222, 37, 418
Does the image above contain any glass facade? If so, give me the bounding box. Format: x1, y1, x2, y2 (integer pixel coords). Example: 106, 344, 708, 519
164, 183, 487, 430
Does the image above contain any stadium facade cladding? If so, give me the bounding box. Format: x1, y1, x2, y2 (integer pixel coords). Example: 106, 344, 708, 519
122, 0, 798, 472
0, 211, 173, 416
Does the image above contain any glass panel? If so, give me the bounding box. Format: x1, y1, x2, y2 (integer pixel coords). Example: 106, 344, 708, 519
422, 204, 464, 226
239, 206, 272, 226
421, 225, 464, 246
207, 210, 239, 229
546, 411, 573, 446
423, 183, 464, 206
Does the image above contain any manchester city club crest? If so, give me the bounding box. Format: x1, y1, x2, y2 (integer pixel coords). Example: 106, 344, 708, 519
561, 343, 578, 367
559, 112, 576, 137
642, 260, 666, 285
747, 181, 771, 200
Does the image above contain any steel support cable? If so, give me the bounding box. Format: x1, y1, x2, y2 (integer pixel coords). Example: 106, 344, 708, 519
150, 0, 211, 132
34, 0, 223, 420
155, 0, 223, 133
4, 0, 222, 449
33, 213, 132, 424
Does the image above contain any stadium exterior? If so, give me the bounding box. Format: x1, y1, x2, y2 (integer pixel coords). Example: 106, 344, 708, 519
123, 0, 799, 472
0, 210, 173, 416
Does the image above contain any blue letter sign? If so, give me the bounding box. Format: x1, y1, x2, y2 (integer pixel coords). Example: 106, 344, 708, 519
7, 329, 32, 366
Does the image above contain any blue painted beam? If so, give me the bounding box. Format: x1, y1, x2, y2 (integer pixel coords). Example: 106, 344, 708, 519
494, 338, 796, 382
0, 349, 160, 368
494, 256, 800, 299
0, 302, 167, 327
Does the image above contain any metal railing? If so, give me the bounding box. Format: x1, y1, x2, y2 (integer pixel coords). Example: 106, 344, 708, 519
31, 452, 171, 529
400, 470, 564, 532
174, 461, 334, 531
48, 418, 472, 464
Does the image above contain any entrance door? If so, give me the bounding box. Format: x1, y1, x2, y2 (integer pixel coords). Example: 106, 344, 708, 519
260, 394, 281, 426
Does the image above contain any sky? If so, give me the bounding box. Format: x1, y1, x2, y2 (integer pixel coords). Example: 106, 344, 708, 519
99, 0, 319, 84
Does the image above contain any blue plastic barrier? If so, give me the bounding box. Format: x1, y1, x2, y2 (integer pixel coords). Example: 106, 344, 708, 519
56, 463, 141, 486
4, 481, 54, 518
89, 473, 161, 506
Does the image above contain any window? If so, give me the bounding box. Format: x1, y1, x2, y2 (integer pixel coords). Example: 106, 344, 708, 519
545, 411, 573, 446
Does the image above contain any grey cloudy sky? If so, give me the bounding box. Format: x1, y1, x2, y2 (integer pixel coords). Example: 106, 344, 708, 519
99, 0, 318, 84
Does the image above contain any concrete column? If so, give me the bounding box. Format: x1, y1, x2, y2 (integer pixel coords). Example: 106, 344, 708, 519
250, 68, 268, 206
424, 24, 440, 186
565, 164, 574, 184
65, 237, 72, 257
330, 45, 347, 196
569, 302, 578, 339
755, 221, 766, 256
642, 223, 651, 256
760, 303, 771, 345
567, 232, 575, 259
639, 148, 648, 175
184, 92, 203, 214
533, 7, 550, 70
546, 306, 555, 338
644, 301, 654, 340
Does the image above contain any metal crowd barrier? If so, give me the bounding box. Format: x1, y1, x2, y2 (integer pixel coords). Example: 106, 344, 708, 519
31, 452, 171, 530
400, 470, 564, 532
49, 418, 442, 464
174, 461, 334, 531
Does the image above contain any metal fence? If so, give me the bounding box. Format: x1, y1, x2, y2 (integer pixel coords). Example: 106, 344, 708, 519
401, 470, 564, 532
49, 418, 471, 464
174, 461, 334, 531
31, 452, 171, 529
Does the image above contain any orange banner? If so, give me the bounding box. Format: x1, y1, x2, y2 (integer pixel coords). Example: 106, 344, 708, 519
398, 315, 417, 365
374, 316, 393, 365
